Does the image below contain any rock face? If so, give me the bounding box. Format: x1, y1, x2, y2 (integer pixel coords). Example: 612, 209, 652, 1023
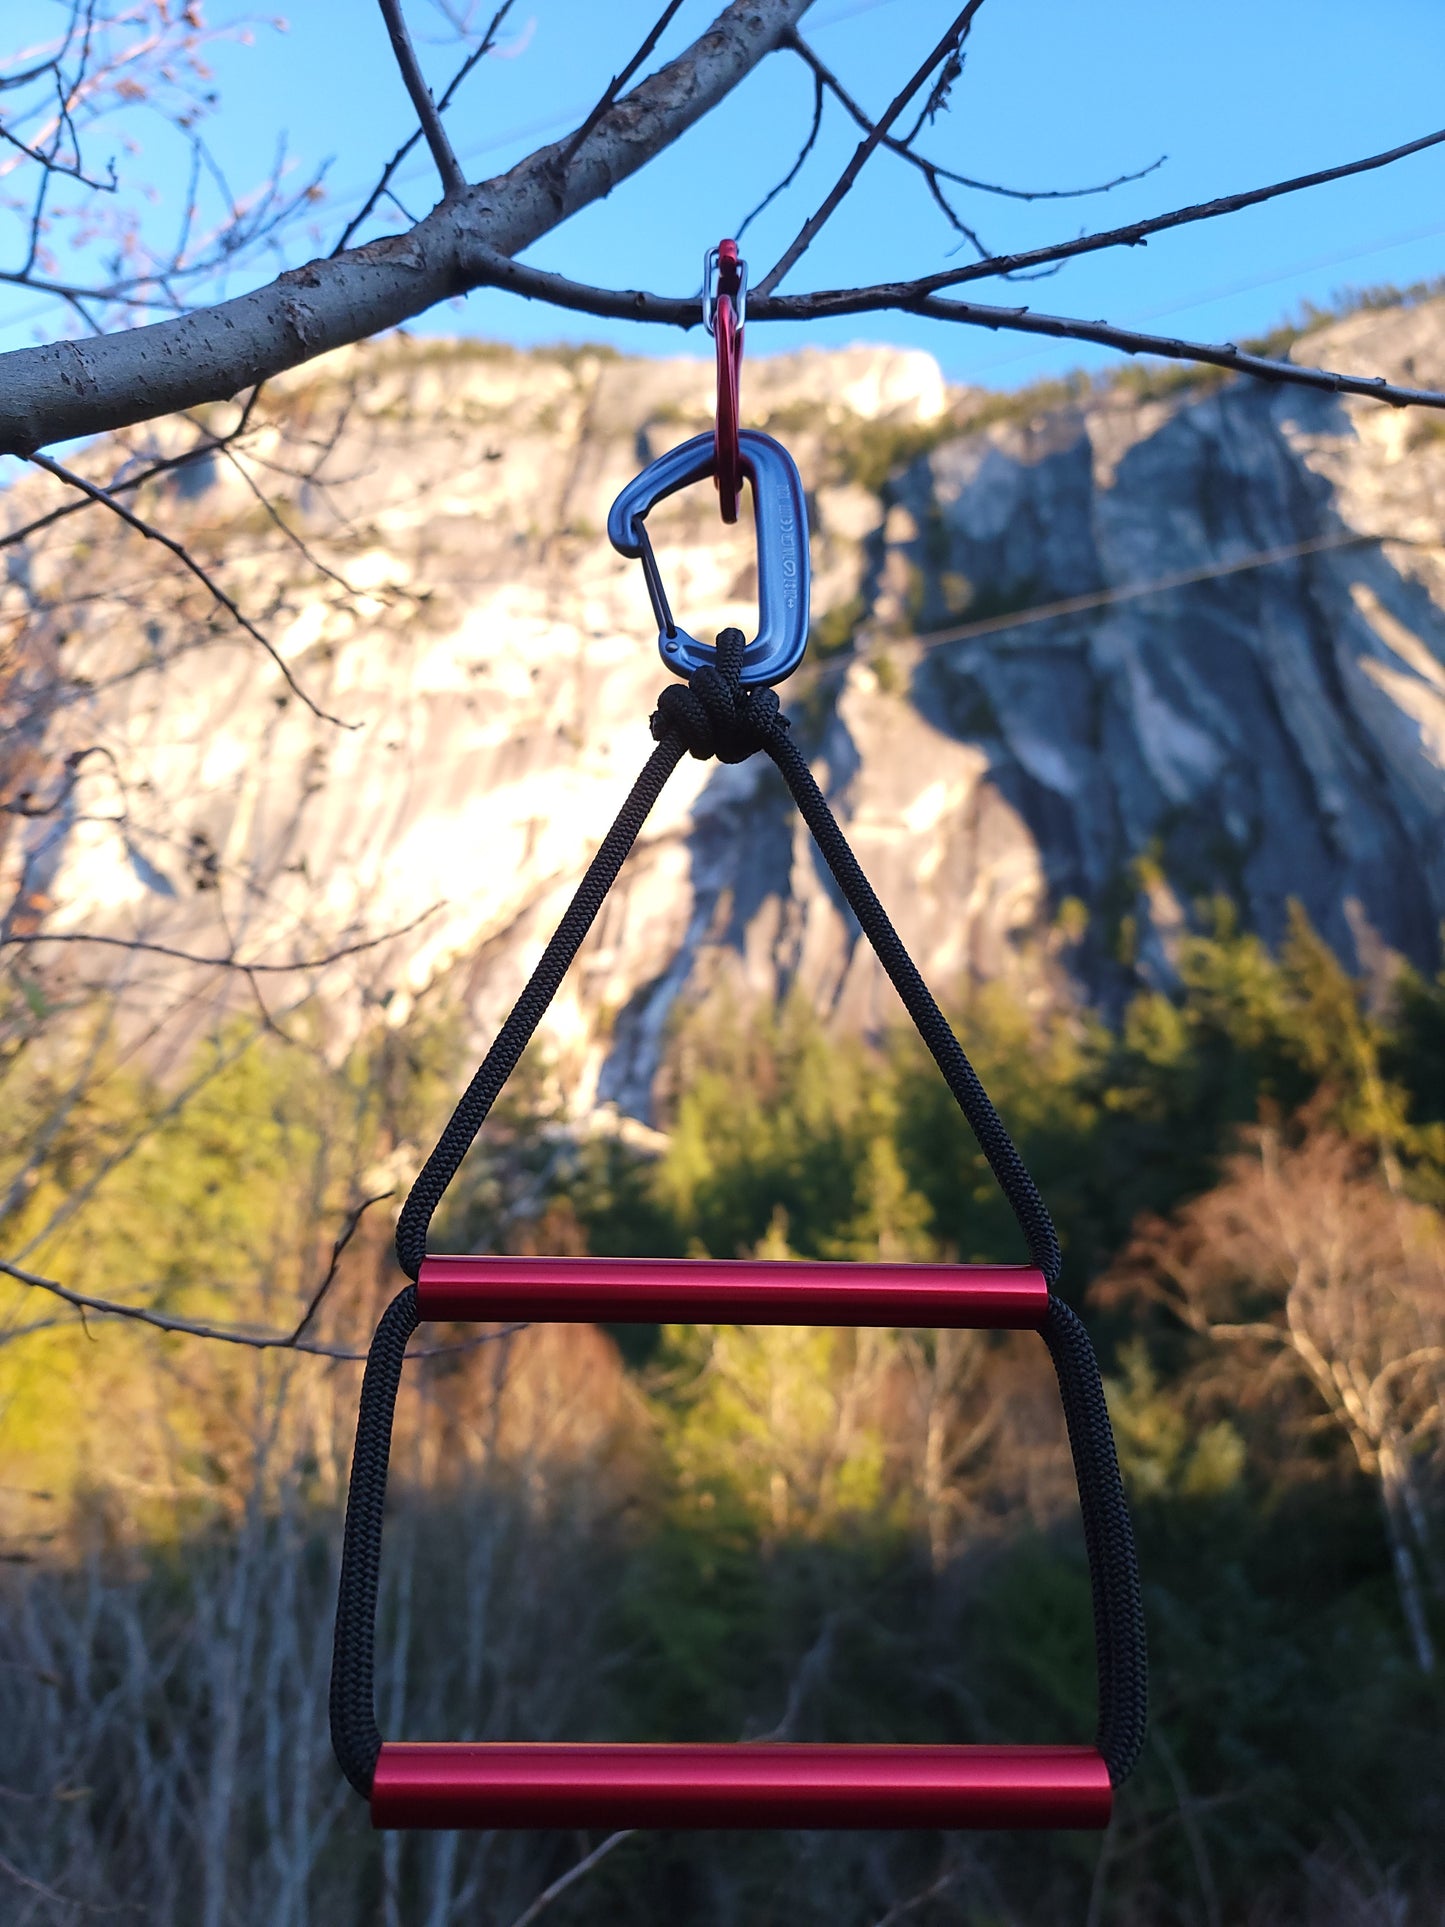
3, 305, 1444, 1120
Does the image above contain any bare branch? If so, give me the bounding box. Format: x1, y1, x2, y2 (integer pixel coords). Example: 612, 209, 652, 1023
0, 0, 816, 456
560, 2, 688, 170
0, 390, 266, 553
0, 1846, 74, 1909
335, 0, 517, 254
453, 246, 1445, 411
1, 10, 330, 329
0, 1256, 524, 1361
290, 1191, 394, 1342
6, 1018, 266, 1263
25, 451, 355, 727
207, 440, 404, 606
457, 118, 1445, 361
868, 1860, 962, 1927
903, 289, 1445, 410
782, 26, 1164, 264
376, 0, 467, 198
753, 0, 986, 297
6, 5, 1441, 461
1, 906, 444, 974
0, 53, 71, 95
735, 67, 825, 247
505, 1832, 635, 1927
849, 121, 1445, 302
0, 117, 116, 191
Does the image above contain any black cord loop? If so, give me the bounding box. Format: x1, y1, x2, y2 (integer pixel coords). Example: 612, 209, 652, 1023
330, 1282, 419, 1796
394, 734, 685, 1282
336, 643, 1146, 1799
1041, 1295, 1147, 1782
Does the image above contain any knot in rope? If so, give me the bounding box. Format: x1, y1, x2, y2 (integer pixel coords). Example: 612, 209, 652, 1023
650, 628, 787, 764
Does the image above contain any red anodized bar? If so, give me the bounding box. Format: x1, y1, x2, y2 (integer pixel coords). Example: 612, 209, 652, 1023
416, 1254, 1049, 1330
371, 1742, 1112, 1832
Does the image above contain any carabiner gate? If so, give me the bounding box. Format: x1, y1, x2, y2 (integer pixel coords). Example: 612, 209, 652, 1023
607, 430, 810, 688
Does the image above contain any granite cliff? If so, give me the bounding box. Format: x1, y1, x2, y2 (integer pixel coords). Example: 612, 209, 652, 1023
4, 297, 1444, 1122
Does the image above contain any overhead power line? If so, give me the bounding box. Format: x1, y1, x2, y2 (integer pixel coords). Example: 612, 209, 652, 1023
904, 527, 1404, 651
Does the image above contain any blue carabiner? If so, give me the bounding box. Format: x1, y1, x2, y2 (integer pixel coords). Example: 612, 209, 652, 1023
607, 429, 810, 688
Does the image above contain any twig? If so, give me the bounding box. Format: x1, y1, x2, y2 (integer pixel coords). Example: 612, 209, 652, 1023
0, 1847, 75, 1908
505, 1831, 635, 1927
25, 452, 356, 729
868, 1860, 961, 1927
784, 28, 1164, 259
1, 908, 443, 973
473, 115, 1445, 337
0, 1257, 525, 1362
335, 0, 516, 253
0, 119, 115, 191
1152, 1726, 1222, 1927
376, 0, 466, 197
854, 121, 1445, 301
0, 53, 69, 95
208, 439, 389, 604
905, 287, 1445, 408
1, 389, 266, 553
7, 1020, 265, 1264
760, 1610, 838, 1739
290, 1192, 394, 1342
560, 1, 688, 169
753, 0, 987, 296
0, 0, 816, 454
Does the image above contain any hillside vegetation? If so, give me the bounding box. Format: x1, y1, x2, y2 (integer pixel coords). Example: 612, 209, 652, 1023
3, 904, 1443, 1923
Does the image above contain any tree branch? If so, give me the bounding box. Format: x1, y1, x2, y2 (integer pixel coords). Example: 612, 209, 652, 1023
0, 1256, 525, 1362
903, 289, 1445, 409
559, 1, 688, 169
786, 28, 1171, 207
335, 0, 518, 254
735, 66, 826, 247
290, 1191, 394, 1342
376, 0, 467, 198
0, 0, 817, 457
461, 117, 1445, 354
26, 451, 355, 726
5, 1, 1441, 461
753, 0, 986, 297
0, 117, 116, 192
505, 1832, 635, 1927
448, 246, 1445, 411
1, 441, 222, 551
849, 121, 1445, 301
1, 906, 443, 973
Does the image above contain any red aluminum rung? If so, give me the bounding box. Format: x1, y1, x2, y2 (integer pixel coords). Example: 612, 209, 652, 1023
371, 1742, 1111, 1831
417, 1255, 1048, 1329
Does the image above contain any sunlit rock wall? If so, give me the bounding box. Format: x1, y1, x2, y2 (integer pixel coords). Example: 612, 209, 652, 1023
3, 303, 1443, 1121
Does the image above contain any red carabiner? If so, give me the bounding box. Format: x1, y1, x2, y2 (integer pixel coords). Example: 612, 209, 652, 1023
704, 239, 746, 524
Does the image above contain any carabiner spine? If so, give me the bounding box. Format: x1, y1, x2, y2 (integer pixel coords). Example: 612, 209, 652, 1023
607, 430, 810, 688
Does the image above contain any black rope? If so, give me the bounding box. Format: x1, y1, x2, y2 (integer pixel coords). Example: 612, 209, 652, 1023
761, 726, 1063, 1287
334, 636, 1145, 1798
330, 1282, 419, 1797
1041, 1296, 1148, 1784
650, 631, 1060, 1282
394, 734, 685, 1281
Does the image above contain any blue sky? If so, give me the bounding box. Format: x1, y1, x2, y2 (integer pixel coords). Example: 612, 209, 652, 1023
5, 0, 1445, 392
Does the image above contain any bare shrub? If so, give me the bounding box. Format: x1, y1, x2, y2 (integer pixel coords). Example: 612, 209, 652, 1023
1105, 1131, 1445, 1670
